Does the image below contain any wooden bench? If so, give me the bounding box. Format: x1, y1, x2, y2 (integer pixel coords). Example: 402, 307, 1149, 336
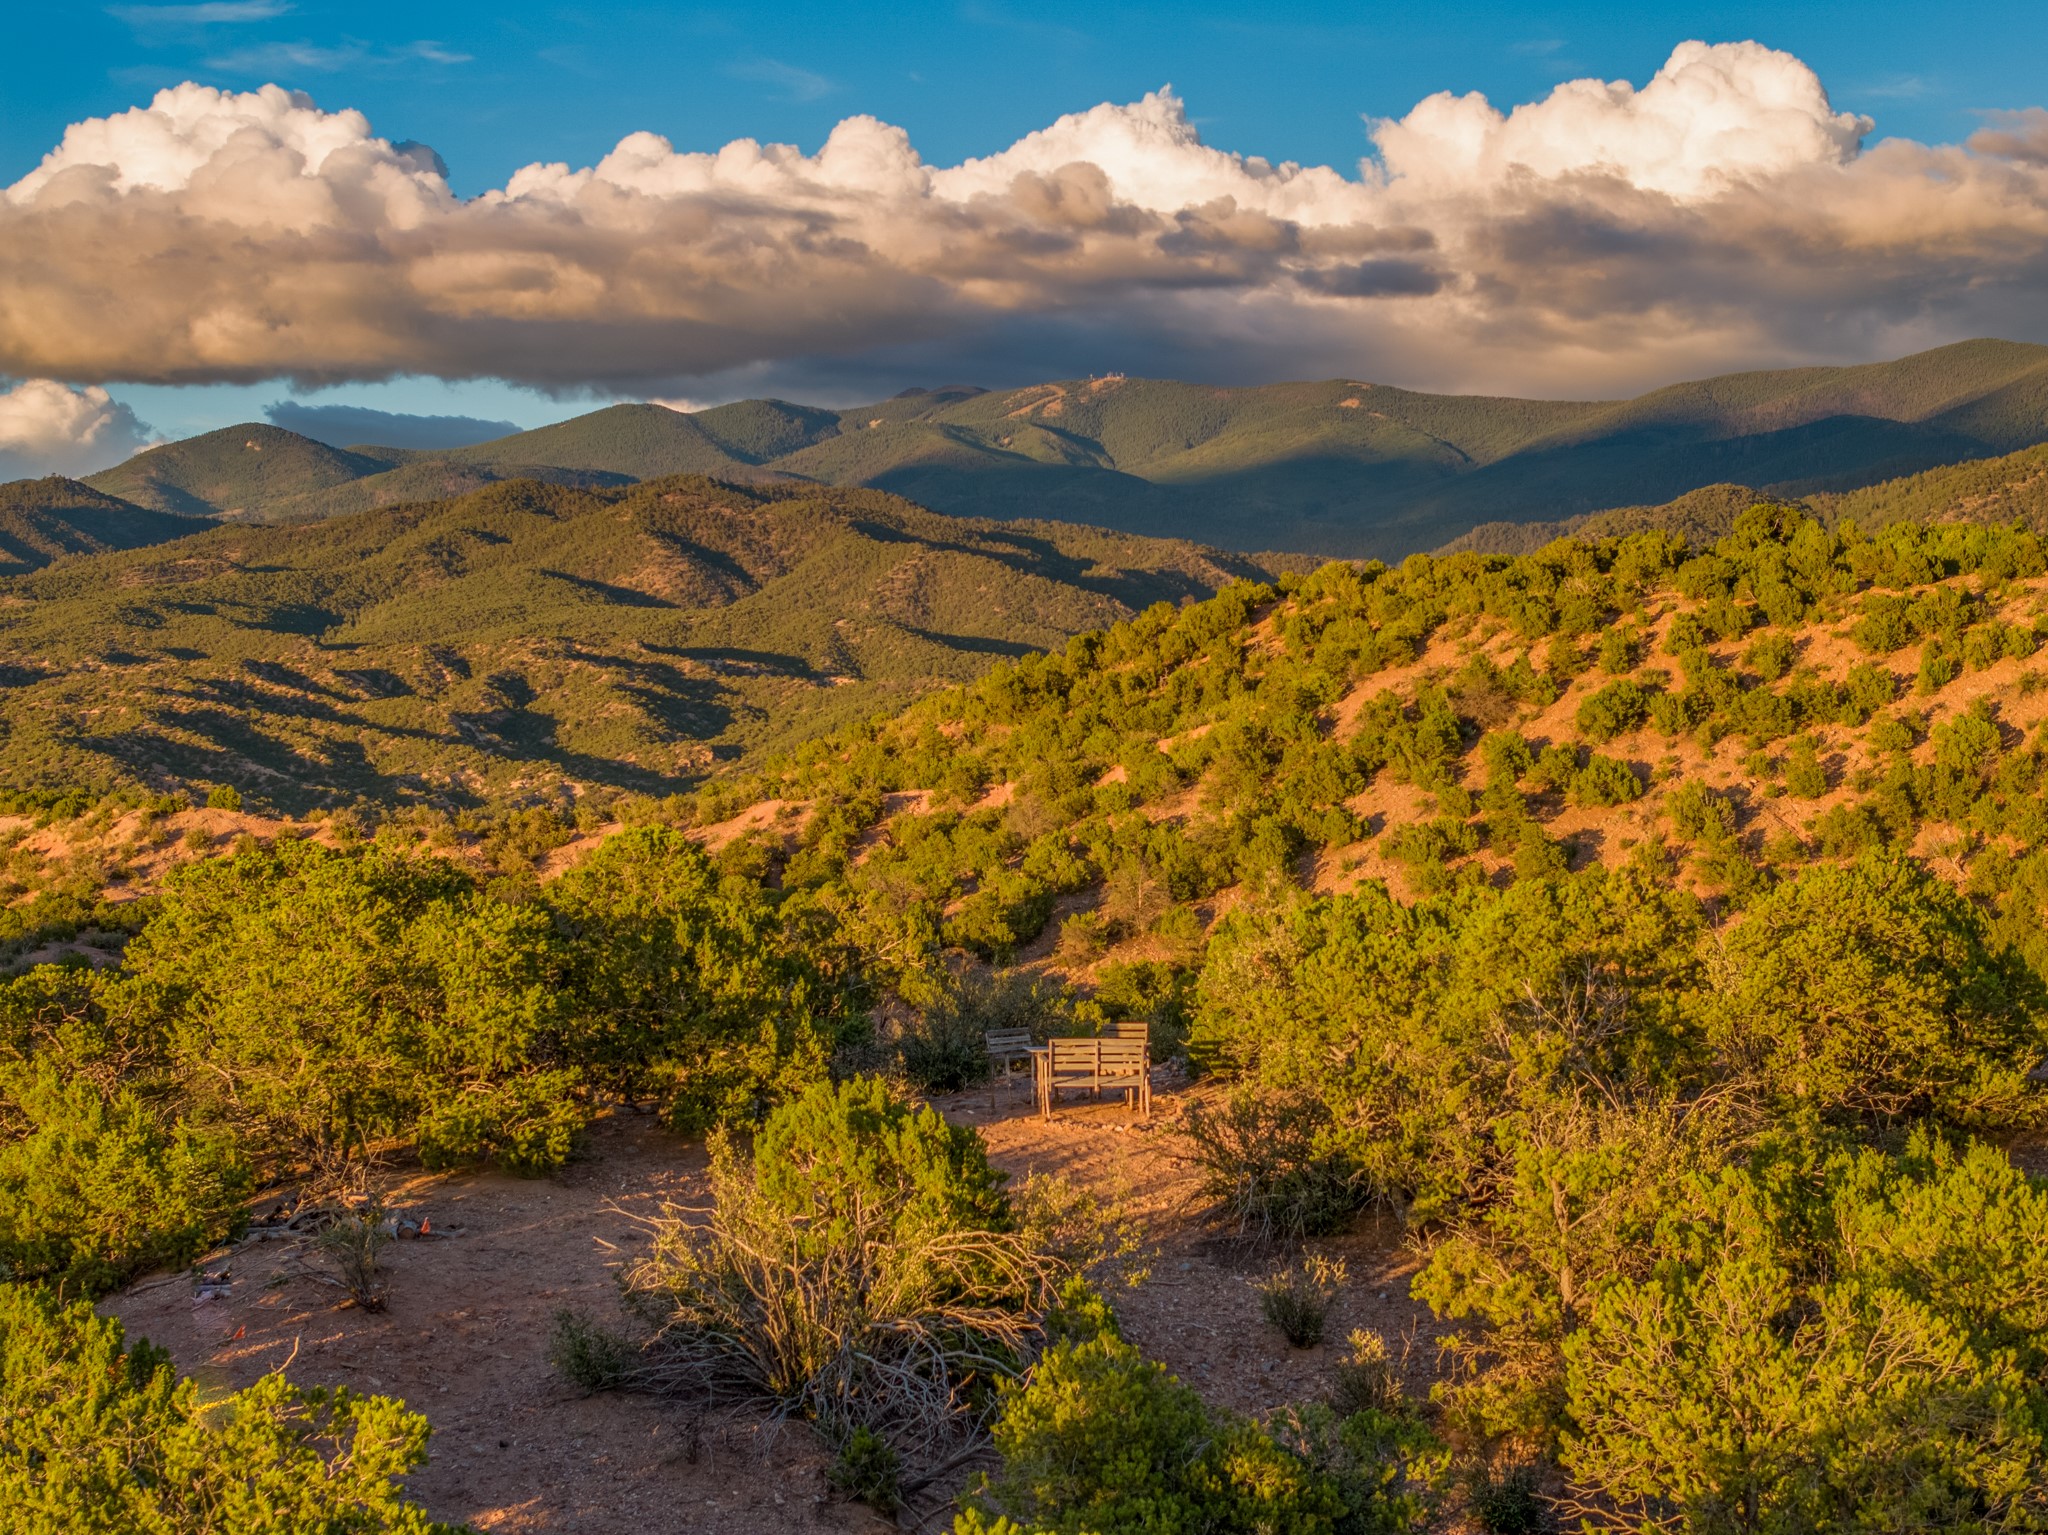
1105, 1019, 1151, 1043
1038, 1037, 1151, 1120
984, 1028, 1037, 1109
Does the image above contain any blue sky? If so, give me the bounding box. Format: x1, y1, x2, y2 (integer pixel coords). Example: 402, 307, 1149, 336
7, 2, 2048, 453
13, 2, 2044, 192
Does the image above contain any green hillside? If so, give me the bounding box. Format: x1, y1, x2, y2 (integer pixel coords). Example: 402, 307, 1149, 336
445, 403, 758, 480
255, 458, 635, 524
0, 477, 203, 577
0, 475, 1292, 811
84, 423, 392, 518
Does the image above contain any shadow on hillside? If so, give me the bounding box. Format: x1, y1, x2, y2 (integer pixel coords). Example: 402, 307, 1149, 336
80, 654, 734, 808
901, 627, 1036, 658
242, 659, 353, 699
847, 517, 1244, 610
537, 569, 676, 608
647, 644, 819, 677
1418, 414, 1999, 532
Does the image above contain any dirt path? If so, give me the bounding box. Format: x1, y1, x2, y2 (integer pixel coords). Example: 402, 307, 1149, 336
954, 1083, 1447, 1416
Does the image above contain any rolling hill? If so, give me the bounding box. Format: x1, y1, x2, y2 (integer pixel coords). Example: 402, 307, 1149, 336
68, 340, 2048, 557
0, 475, 1295, 811
0, 477, 206, 577
84, 423, 391, 518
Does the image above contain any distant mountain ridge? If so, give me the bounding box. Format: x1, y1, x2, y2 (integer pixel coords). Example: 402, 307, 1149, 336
38, 338, 2048, 559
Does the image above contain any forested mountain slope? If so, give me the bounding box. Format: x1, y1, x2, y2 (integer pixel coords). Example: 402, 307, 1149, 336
63, 339, 2048, 558
0, 476, 1289, 812
0, 477, 203, 576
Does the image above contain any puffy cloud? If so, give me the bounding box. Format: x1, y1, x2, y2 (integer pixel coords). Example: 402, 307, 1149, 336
1372, 40, 1869, 199
4, 46, 2048, 399
0, 381, 154, 479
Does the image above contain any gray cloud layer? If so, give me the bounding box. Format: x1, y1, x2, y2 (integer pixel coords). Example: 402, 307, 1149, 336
6, 40, 2048, 421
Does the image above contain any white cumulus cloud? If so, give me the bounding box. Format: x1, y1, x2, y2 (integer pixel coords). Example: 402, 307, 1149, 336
4, 43, 2048, 398
1372, 40, 1869, 199
0, 381, 154, 479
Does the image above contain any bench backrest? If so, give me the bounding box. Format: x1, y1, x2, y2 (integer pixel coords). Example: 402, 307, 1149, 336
985, 1029, 1034, 1057
1106, 1020, 1151, 1042
1045, 1037, 1148, 1079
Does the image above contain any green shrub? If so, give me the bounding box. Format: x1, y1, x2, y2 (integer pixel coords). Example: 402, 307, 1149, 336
203, 784, 242, 812
901, 970, 1090, 1093
1666, 781, 1738, 846
1854, 595, 1914, 654
547, 1307, 634, 1394
1812, 802, 1888, 858
826, 1424, 903, 1514
1961, 623, 2008, 671
1784, 738, 1828, 800
1916, 638, 1962, 695
1333, 1329, 1403, 1417
946, 871, 1056, 961
1093, 961, 1194, 1054
118, 838, 583, 1179
1467, 1463, 1548, 1535
0, 1057, 250, 1295
1513, 824, 1571, 881
1574, 681, 1650, 744
314, 1202, 392, 1312
1259, 1254, 1348, 1348
546, 827, 860, 1133
1480, 730, 1535, 785
958, 1294, 1441, 1535
1867, 711, 1920, 754
1706, 855, 2047, 1126
1562, 1134, 2048, 1534
1568, 754, 1643, 808
1743, 631, 1797, 682
1596, 628, 1641, 675
1843, 661, 1897, 718
1176, 1089, 1365, 1241
0, 1286, 458, 1534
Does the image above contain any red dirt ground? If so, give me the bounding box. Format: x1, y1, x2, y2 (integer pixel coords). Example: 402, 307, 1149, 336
105, 1080, 1444, 1534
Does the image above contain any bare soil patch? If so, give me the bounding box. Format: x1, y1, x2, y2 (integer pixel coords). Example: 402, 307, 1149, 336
105, 1082, 1444, 1533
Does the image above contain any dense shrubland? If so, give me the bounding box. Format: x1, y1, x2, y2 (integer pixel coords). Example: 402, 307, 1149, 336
10, 504, 2048, 1527
0, 828, 871, 1294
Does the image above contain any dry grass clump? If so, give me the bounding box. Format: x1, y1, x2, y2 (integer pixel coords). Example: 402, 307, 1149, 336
623, 1076, 1079, 1463
313, 1202, 391, 1312
1177, 1088, 1365, 1243
1256, 1253, 1347, 1348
